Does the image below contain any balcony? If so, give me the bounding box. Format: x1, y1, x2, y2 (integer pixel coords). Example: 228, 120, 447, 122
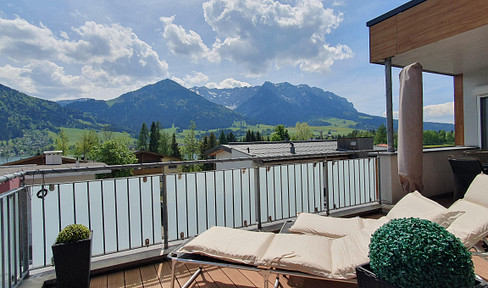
0, 148, 486, 287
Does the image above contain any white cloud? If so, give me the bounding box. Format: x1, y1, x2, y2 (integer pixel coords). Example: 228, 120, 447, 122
201, 0, 352, 74
0, 17, 59, 62
206, 78, 251, 89
423, 102, 454, 123
172, 71, 209, 87
161, 16, 210, 62
0, 64, 37, 94
382, 102, 454, 124
161, 0, 352, 75
0, 17, 169, 100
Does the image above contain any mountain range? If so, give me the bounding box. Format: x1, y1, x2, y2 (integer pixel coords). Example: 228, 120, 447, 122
0, 79, 454, 141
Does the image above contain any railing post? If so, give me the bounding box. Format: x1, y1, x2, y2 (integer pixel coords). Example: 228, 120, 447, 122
323, 160, 330, 216
385, 57, 395, 152
19, 183, 30, 279
161, 167, 169, 250
253, 161, 262, 229
376, 155, 382, 205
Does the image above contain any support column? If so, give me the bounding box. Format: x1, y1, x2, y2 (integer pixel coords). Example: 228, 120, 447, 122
454, 74, 464, 146
385, 58, 395, 152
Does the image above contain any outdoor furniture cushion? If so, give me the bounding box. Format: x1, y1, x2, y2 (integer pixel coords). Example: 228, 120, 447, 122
289, 213, 365, 238
258, 233, 334, 278
447, 199, 488, 248
463, 173, 488, 208
179, 226, 275, 265
386, 191, 462, 227
329, 227, 376, 279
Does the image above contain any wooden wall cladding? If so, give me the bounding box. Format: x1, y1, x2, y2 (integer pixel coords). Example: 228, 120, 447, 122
369, 0, 488, 63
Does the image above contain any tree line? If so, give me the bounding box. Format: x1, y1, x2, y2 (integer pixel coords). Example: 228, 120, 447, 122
339, 124, 455, 146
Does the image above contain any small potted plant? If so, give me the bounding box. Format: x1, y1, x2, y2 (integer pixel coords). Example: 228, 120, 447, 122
52, 224, 92, 288
356, 217, 486, 288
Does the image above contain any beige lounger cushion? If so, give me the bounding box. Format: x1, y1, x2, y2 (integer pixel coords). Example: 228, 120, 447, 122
363, 216, 390, 231
258, 234, 334, 278
386, 191, 462, 227
180, 226, 275, 265
259, 230, 375, 279
288, 213, 365, 238
330, 227, 377, 279
447, 199, 488, 248
463, 173, 488, 208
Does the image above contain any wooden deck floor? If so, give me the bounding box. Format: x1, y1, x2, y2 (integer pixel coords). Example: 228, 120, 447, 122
89, 260, 357, 288
90, 255, 488, 288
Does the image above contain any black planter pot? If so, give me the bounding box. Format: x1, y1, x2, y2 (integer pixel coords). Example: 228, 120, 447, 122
356, 263, 399, 288
356, 263, 488, 288
52, 233, 92, 288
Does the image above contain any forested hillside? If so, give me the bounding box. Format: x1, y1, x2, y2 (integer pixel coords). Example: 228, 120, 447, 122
0, 84, 103, 140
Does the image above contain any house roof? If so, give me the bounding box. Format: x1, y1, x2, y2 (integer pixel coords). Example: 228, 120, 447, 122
0, 162, 109, 177
1, 154, 84, 166
209, 140, 338, 158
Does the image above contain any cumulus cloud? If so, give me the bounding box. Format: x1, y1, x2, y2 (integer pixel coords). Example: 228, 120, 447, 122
0, 64, 37, 94
172, 71, 209, 87
206, 78, 251, 89
161, 0, 351, 75
424, 102, 454, 123
0, 17, 169, 100
202, 0, 352, 74
161, 16, 210, 62
383, 102, 454, 124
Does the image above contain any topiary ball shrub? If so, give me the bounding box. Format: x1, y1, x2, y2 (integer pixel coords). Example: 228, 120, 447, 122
369, 217, 475, 288
55, 224, 91, 244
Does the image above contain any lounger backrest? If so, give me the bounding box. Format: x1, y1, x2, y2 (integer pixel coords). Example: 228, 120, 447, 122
447, 173, 488, 248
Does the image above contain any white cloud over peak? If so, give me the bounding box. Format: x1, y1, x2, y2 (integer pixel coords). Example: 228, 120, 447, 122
206, 78, 251, 89
202, 0, 352, 74
0, 17, 169, 100
161, 0, 352, 75
172, 71, 209, 87
161, 16, 210, 62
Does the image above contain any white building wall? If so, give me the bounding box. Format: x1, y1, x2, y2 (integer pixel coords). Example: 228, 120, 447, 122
463, 67, 488, 147
379, 147, 466, 204
215, 150, 253, 170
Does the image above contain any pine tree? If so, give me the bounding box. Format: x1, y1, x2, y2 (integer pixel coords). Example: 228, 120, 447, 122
208, 132, 217, 148
219, 130, 228, 144
171, 133, 181, 158
137, 123, 149, 151
227, 132, 236, 143
148, 121, 160, 152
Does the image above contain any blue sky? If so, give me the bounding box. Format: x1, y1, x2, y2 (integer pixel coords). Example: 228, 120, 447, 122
0, 0, 454, 123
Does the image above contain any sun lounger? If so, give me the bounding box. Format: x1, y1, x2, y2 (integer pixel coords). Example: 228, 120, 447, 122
168, 226, 365, 288
169, 173, 488, 288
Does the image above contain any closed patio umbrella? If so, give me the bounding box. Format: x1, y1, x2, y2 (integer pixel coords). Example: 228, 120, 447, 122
398, 62, 424, 193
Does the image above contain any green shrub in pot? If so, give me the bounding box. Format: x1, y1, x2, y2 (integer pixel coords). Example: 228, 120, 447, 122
52, 224, 92, 288
55, 224, 91, 244
368, 217, 475, 288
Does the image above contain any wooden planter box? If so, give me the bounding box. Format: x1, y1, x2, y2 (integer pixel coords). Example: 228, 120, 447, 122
356, 263, 488, 288
52, 234, 92, 288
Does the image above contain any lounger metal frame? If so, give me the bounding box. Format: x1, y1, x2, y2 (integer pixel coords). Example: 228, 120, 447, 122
168, 250, 356, 288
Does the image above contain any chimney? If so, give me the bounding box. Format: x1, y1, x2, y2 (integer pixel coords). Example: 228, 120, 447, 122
290, 142, 295, 154
44, 151, 63, 165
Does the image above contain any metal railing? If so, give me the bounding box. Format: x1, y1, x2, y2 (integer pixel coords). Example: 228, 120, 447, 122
0, 152, 379, 286
0, 173, 29, 288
